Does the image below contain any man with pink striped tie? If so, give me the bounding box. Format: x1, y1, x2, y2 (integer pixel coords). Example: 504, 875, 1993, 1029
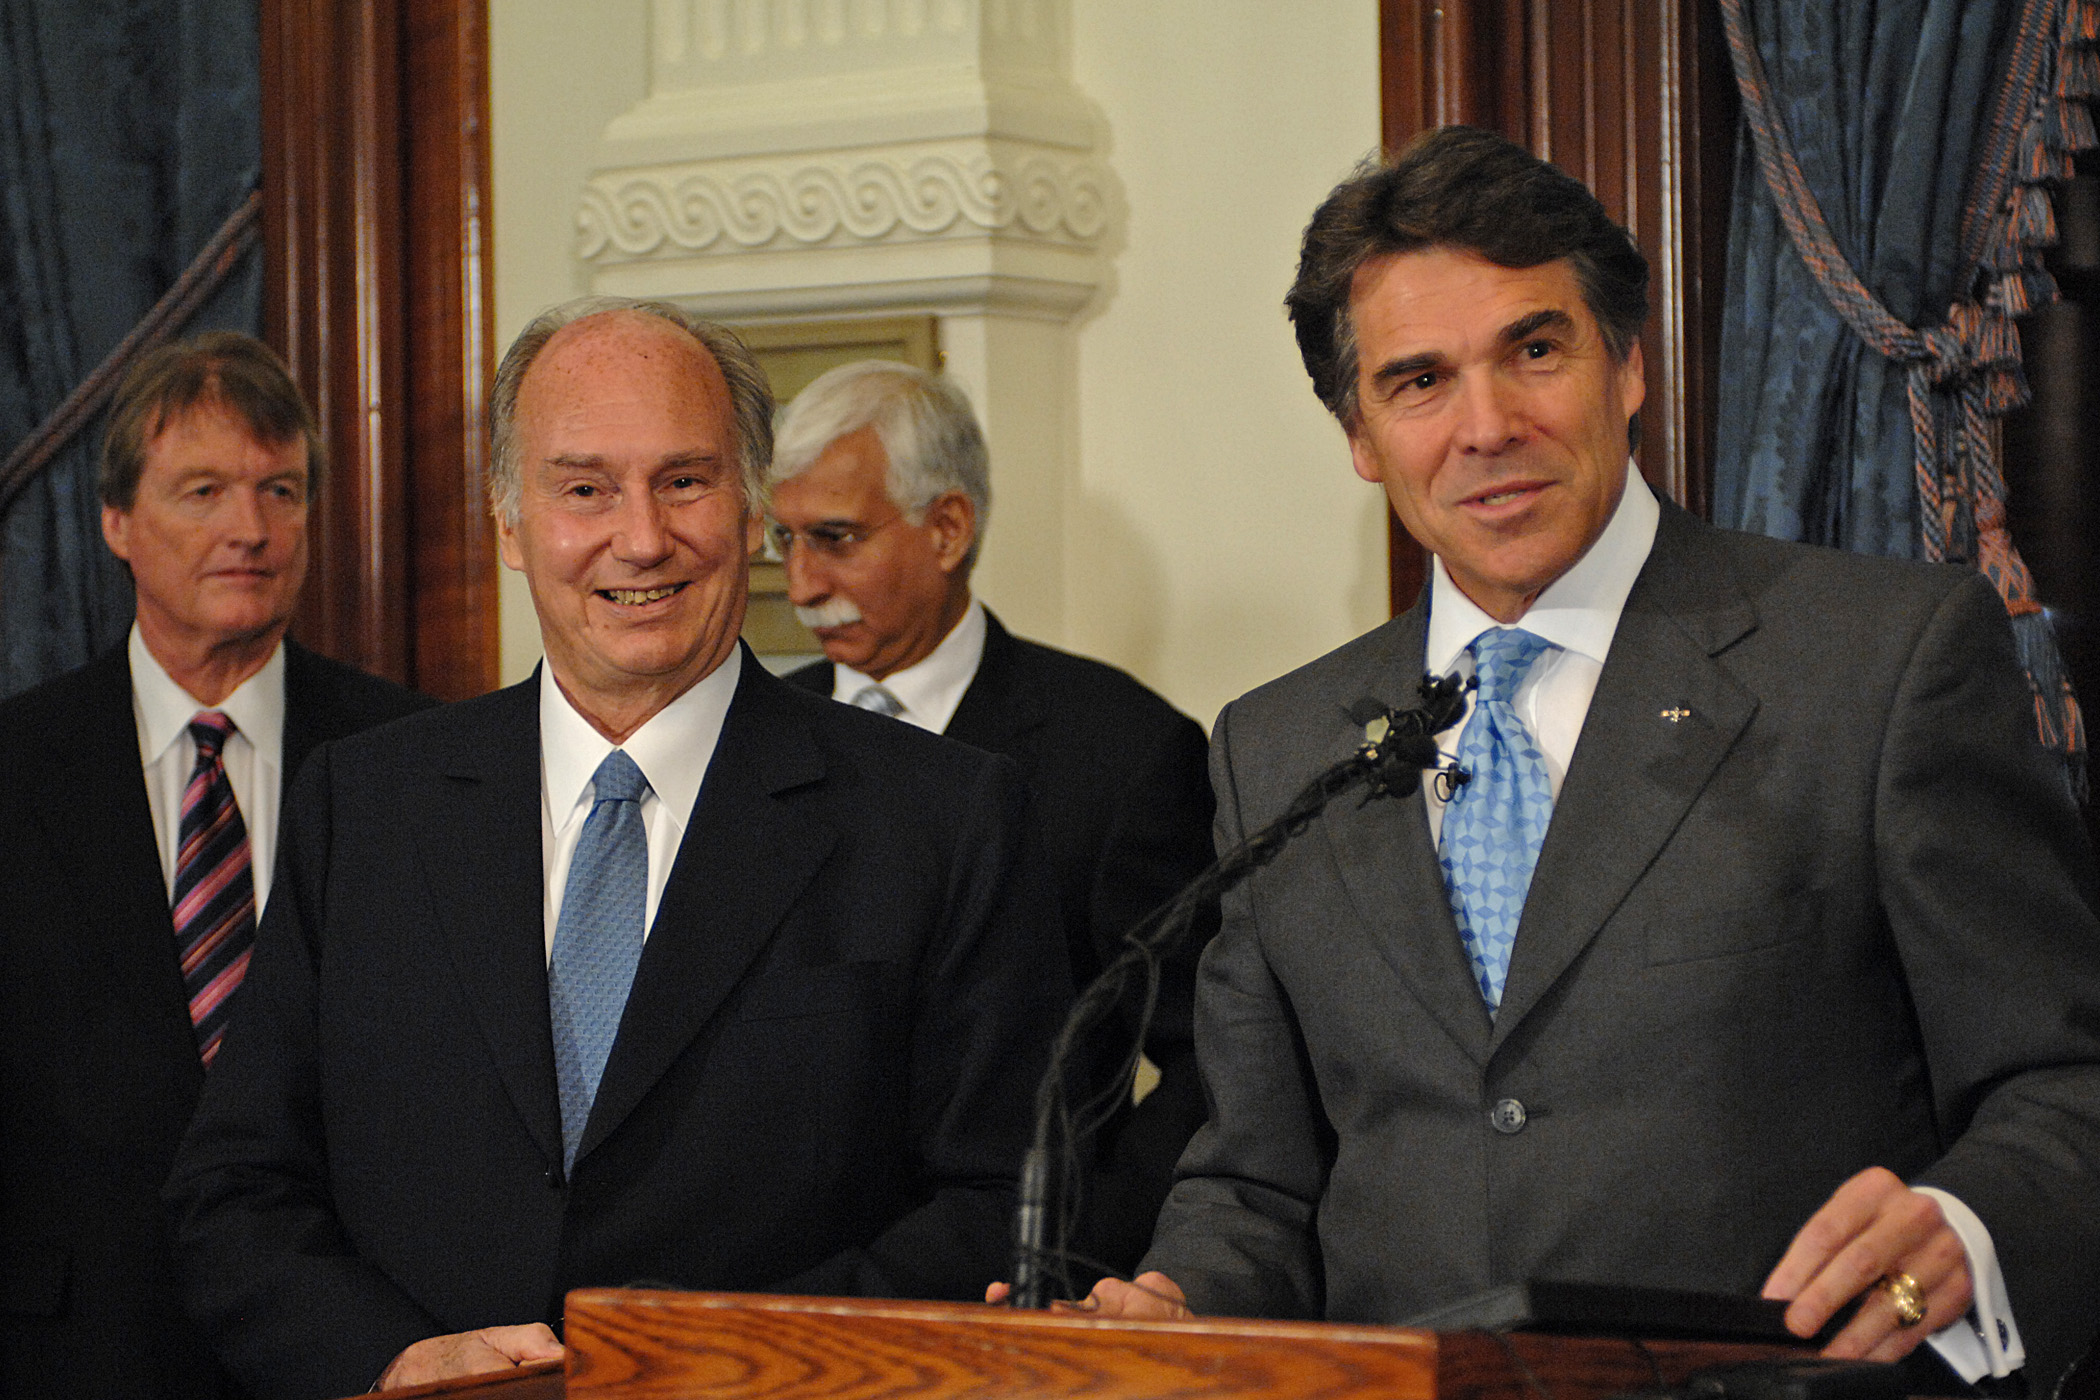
0, 333, 428, 1400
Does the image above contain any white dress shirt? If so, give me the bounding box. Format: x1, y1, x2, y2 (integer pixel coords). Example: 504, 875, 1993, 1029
1421, 461, 1658, 842
830, 596, 987, 735
1420, 463, 2019, 1380
130, 625, 286, 914
538, 648, 741, 960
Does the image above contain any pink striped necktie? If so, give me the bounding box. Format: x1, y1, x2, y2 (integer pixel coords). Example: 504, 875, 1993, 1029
173, 711, 256, 1067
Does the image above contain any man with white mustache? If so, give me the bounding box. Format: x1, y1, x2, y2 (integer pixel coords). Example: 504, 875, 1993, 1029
794, 593, 862, 631
770, 362, 1218, 1276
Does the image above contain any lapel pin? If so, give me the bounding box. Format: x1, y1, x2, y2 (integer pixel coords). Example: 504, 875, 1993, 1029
1660, 707, 1691, 723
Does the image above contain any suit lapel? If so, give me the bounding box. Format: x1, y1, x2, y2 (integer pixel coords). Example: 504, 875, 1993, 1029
1490, 506, 1760, 1048
1317, 605, 1496, 1062
420, 680, 566, 1169
579, 659, 838, 1163
37, 651, 203, 1096
281, 641, 319, 802
784, 659, 835, 697
945, 610, 1045, 749
279, 640, 338, 805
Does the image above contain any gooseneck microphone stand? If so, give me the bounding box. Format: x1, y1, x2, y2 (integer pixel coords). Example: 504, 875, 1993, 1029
1008, 672, 1471, 1310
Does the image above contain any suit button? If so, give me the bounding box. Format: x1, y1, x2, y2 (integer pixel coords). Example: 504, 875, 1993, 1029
1489, 1098, 1527, 1134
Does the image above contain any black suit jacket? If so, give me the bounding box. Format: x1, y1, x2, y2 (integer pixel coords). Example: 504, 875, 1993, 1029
1144, 504, 2100, 1387
789, 611, 1216, 1271
0, 641, 429, 1400
166, 654, 1071, 1400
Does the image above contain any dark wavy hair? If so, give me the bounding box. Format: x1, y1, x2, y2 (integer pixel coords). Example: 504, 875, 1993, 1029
1287, 126, 1649, 429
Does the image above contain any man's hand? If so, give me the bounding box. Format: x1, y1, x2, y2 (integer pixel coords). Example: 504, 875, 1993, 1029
1763, 1167, 1973, 1363
376, 1324, 564, 1391
985, 1272, 1192, 1319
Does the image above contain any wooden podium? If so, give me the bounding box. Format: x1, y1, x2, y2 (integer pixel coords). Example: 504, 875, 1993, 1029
364, 1290, 1812, 1400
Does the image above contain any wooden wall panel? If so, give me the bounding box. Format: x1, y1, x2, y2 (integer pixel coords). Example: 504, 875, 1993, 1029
402, 2, 500, 701
2003, 159, 2100, 847
1377, 0, 1735, 613
260, 0, 498, 699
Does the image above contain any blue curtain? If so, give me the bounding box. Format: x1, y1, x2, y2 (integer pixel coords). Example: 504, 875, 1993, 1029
1715, 0, 2014, 556
0, 0, 260, 698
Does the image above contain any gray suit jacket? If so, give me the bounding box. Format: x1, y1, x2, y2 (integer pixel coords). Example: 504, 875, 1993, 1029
1143, 503, 2100, 1386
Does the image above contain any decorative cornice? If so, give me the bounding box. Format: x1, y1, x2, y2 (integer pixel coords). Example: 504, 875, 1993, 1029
650, 0, 1065, 87
578, 141, 1111, 266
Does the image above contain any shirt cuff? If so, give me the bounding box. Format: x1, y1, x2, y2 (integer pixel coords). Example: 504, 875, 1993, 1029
1914, 1186, 2024, 1381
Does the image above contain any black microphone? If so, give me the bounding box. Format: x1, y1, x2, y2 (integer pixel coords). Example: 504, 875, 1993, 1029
1346, 671, 1471, 802
1008, 671, 1469, 1309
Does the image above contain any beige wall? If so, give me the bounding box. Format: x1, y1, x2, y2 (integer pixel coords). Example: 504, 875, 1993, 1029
1064, 5, 1384, 728
490, 1, 1384, 728
491, 0, 651, 686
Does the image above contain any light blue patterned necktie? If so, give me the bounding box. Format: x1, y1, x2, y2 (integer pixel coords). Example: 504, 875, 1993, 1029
550, 749, 650, 1170
1439, 627, 1555, 1012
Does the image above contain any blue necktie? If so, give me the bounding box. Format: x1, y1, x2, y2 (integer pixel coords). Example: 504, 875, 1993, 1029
1440, 627, 1555, 1011
550, 749, 650, 1170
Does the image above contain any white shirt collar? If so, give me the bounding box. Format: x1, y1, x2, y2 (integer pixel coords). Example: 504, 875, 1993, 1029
1426, 461, 1659, 674
128, 624, 286, 766
831, 596, 987, 735
538, 646, 742, 832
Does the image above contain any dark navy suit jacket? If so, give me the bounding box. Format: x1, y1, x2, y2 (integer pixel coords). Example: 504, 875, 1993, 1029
790, 611, 1216, 1272
166, 653, 1070, 1400
0, 642, 428, 1400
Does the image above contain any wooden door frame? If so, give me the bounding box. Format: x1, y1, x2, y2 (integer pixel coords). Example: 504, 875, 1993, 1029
260, 0, 498, 700
1377, 0, 1736, 612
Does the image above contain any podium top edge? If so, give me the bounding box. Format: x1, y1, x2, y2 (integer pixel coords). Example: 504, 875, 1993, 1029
561, 1289, 1440, 1348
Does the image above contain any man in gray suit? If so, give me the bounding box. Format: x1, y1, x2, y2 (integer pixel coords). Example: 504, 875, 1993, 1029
1070, 127, 2100, 1390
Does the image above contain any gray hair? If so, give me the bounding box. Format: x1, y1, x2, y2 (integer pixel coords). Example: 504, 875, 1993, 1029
769, 361, 991, 567
487, 296, 775, 524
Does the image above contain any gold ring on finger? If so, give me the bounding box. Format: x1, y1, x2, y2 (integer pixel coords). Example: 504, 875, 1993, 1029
1879, 1271, 1927, 1328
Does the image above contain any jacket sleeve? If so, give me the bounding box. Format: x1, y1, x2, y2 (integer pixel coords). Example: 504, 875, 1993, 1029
1137, 698, 1327, 1319
1086, 708, 1219, 1051
764, 754, 1073, 1301
164, 745, 443, 1400
1879, 573, 2100, 1386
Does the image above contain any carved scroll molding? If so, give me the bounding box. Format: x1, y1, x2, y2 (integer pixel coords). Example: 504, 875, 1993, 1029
580, 142, 1111, 259
574, 0, 1111, 640
576, 0, 1115, 323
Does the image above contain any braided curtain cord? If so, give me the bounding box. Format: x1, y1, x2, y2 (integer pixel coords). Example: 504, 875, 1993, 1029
0, 186, 264, 520
1719, 0, 2095, 790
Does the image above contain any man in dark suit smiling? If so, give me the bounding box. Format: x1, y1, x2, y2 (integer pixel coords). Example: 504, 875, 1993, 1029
166, 300, 1068, 1399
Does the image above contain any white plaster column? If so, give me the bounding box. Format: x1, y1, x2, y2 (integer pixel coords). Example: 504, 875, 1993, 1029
574, 0, 1117, 642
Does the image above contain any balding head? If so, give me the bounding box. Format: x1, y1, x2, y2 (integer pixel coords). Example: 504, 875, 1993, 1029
489, 296, 773, 527
494, 302, 768, 742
